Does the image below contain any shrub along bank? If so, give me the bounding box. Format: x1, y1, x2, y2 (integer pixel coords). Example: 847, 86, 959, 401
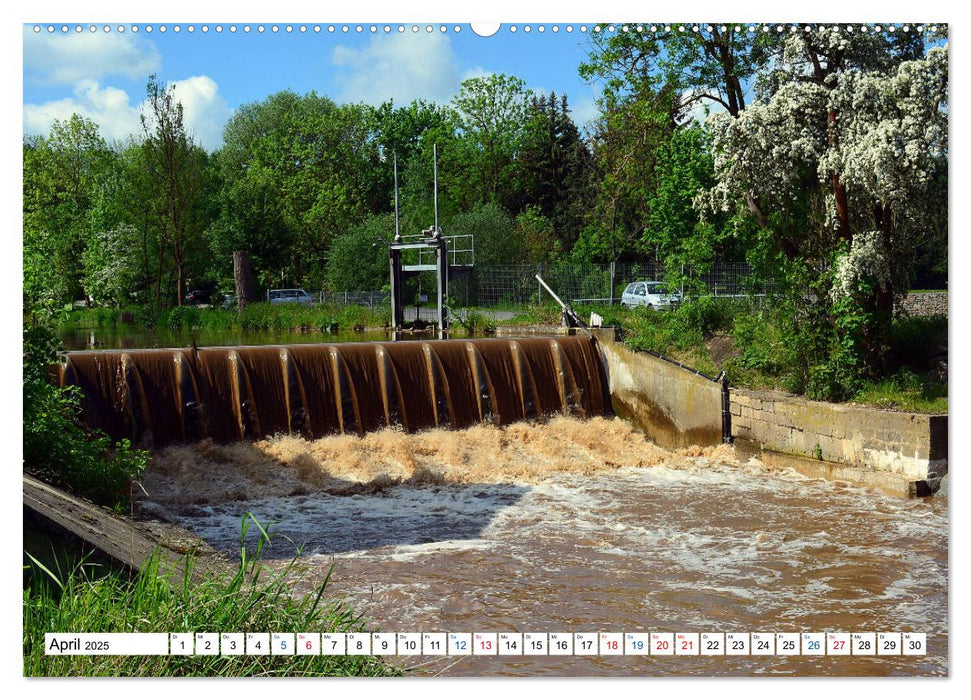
60, 302, 391, 334
587, 298, 947, 414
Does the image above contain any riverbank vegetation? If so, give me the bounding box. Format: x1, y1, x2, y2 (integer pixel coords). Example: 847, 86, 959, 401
586, 299, 948, 413
23, 316, 148, 511
24, 515, 399, 677
59, 302, 391, 334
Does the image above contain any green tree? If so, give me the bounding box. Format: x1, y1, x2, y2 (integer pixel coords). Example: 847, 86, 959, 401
577, 25, 769, 266
23, 115, 114, 304
326, 214, 395, 291
516, 92, 594, 251
580, 24, 768, 122
81, 225, 144, 306
515, 206, 555, 264
641, 124, 736, 289
216, 91, 383, 289
140, 75, 212, 306
80, 143, 164, 306
452, 74, 530, 208
448, 203, 522, 266
703, 32, 948, 380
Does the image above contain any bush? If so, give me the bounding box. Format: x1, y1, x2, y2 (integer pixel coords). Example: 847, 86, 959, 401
23, 321, 148, 511
674, 296, 735, 336
162, 305, 201, 330
851, 368, 947, 413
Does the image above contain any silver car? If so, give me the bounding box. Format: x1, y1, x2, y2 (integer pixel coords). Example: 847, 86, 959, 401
621, 281, 681, 309
267, 288, 314, 305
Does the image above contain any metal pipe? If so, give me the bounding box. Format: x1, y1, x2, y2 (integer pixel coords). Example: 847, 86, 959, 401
719, 370, 734, 444
393, 152, 400, 241
535, 274, 592, 339
433, 143, 439, 232
535, 274, 568, 309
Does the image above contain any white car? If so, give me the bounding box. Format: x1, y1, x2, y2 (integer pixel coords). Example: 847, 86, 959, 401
267, 288, 314, 305
621, 281, 681, 309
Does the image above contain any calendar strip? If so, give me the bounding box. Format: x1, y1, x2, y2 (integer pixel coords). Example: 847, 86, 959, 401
44, 632, 927, 656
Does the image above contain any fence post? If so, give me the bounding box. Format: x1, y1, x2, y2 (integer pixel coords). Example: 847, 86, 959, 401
609, 261, 615, 306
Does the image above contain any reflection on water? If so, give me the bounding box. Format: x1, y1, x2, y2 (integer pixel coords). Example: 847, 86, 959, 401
141, 420, 948, 678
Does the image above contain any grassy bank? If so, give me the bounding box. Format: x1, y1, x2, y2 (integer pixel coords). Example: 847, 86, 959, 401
60, 302, 391, 334
24, 516, 400, 677
601, 299, 948, 413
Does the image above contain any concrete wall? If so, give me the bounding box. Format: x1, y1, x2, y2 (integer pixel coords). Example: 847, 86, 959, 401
598, 339, 947, 496
599, 340, 723, 449
897, 291, 947, 317
730, 387, 947, 490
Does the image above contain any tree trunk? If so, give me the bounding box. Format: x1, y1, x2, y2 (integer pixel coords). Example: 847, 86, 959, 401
828, 110, 851, 242
233, 250, 255, 311
155, 243, 164, 308
176, 264, 184, 307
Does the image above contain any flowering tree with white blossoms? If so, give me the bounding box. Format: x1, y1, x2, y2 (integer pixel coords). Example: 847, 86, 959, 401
703, 28, 947, 381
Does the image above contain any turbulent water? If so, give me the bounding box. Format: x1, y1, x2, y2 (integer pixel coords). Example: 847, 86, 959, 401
141, 417, 948, 677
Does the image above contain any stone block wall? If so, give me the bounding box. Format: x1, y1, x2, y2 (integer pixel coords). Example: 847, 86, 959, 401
897, 291, 947, 317
730, 387, 947, 484
599, 339, 948, 494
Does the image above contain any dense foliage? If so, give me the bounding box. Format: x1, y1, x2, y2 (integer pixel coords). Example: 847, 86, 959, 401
23, 317, 148, 510
23, 26, 947, 402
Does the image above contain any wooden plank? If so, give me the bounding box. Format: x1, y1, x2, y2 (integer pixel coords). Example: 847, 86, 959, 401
23, 474, 230, 582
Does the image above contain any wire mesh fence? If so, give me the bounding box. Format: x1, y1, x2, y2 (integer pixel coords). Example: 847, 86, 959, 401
319, 262, 777, 310
319, 290, 390, 310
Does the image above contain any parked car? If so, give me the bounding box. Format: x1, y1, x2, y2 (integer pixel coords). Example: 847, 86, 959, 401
621, 281, 682, 309
184, 289, 212, 305
267, 288, 315, 305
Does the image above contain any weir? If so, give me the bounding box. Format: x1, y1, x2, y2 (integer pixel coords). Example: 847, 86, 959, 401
58, 336, 612, 448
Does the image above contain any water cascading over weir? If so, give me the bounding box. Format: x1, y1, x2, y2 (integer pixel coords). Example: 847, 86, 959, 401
57, 337, 612, 448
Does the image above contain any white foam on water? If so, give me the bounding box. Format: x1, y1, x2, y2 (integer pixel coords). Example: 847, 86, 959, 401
141, 424, 947, 675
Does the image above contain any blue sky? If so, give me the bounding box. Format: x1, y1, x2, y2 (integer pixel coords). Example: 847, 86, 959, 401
23, 23, 605, 151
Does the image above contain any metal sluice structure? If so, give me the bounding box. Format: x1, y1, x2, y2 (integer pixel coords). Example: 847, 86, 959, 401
388, 145, 473, 333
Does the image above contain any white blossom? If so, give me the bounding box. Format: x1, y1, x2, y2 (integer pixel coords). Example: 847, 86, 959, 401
702, 39, 947, 298
831, 230, 891, 300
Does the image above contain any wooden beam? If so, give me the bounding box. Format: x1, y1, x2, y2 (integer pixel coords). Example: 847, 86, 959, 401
23, 474, 229, 582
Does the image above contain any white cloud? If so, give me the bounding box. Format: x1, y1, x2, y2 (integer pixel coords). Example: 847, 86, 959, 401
460, 66, 492, 83
23, 80, 141, 143
23, 76, 232, 151
570, 94, 601, 132
23, 27, 161, 85
168, 76, 233, 150
331, 33, 471, 106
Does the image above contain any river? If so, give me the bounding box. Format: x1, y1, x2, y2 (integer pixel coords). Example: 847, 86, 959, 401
139, 416, 948, 677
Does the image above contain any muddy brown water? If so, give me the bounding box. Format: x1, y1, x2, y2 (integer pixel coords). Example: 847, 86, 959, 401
140, 418, 948, 677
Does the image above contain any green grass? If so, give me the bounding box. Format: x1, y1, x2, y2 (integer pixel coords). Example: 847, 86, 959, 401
613, 298, 737, 378
23, 514, 401, 678
850, 370, 948, 414
494, 305, 562, 326
58, 303, 391, 335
